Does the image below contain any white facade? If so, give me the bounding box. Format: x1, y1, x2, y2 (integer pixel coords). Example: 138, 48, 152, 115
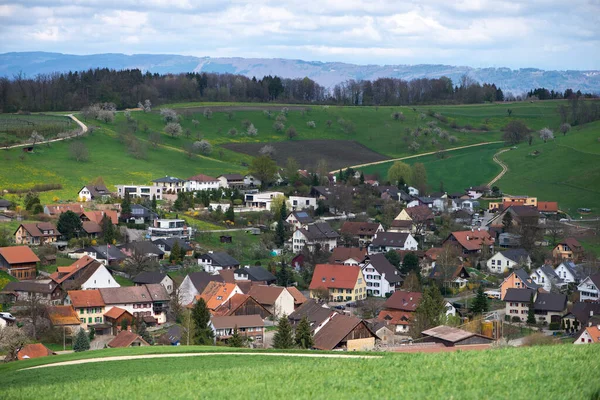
285, 213, 311, 230
78, 187, 93, 202
368, 233, 418, 254
486, 252, 531, 274
244, 175, 262, 188
578, 277, 599, 302
445, 301, 457, 317
555, 262, 579, 283
178, 275, 199, 306
244, 192, 285, 211
148, 219, 192, 240
104, 302, 166, 324
271, 289, 295, 319
116, 185, 163, 200
530, 268, 553, 292
159, 275, 175, 295
361, 263, 395, 297
208, 203, 231, 212
291, 229, 338, 253
408, 187, 419, 196
406, 199, 420, 208
289, 196, 317, 211
574, 328, 600, 345
185, 178, 220, 192
505, 300, 530, 322
80, 265, 121, 290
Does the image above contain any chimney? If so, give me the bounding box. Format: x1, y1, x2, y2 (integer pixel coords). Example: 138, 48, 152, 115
466, 236, 470, 241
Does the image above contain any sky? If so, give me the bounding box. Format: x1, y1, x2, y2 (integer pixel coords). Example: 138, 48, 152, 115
0, 0, 599, 70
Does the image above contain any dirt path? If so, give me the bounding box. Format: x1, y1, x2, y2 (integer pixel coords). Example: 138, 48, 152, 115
329, 141, 504, 173
2, 114, 87, 149
21, 352, 381, 371
487, 148, 511, 187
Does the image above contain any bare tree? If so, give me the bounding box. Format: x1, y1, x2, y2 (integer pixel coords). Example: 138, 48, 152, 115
165, 122, 182, 138
273, 121, 285, 132
259, 144, 276, 157
29, 131, 44, 150
228, 128, 238, 136
226, 111, 234, 120
148, 132, 162, 148
560, 123, 571, 136
123, 251, 159, 277
286, 126, 297, 140
0, 326, 29, 362
203, 108, 212, 119
69, 141, 89, 162
192, 119, 199, 129
545, 220, 564, 246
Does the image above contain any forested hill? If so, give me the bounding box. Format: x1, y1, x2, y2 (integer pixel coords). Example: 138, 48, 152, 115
2, 51, 600, 95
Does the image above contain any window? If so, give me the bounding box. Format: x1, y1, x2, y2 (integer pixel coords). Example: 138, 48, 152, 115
80, 309, 84, 314
80, 318, 85, 323
88, 317, 92, 323
491, 260, 495, 265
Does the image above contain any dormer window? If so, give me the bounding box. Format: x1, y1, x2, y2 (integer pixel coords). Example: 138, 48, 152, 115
322, 277, 326, 282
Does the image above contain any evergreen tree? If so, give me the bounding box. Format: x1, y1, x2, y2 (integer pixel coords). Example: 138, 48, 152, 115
88, 327, 95, 341
100, 214, 115, 244
57, 210, 83, 240
192, 298, 214, 345
471, 286, 489, 314
502, 212, 513, 232
229, 325, 244, 347
225, 203, 235, 222
151, 194, 157, 211
121, 318, 130, 332
73, 328, 90, 352
121, 193, 132, 217
279, 199, 287, 223
294, 316, 314, 349
276, 261, 292, 286
136, 321, 153, 344
384, 250, 401, 269
527, 295, 536, 325
412, 285, 445, 339
312, 173, 319, 186
170, 241, 182, 264
275, 219, 286, 247
273, 315, 294, 349
401, 252, 420, 275
359, 172, 365, 184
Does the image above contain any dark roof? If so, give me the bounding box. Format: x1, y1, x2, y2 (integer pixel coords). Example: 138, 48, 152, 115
289, 299, 334, 329
534, 292, 567, 312
18, 222, 60, 238
187, 271, 224, 293
405, 205, 434, 221
328, 247, 368, 264
83, 184, 110, 198
120, 241, 165, 257
509, 205, 540, 218
503, 288, 535, 302
289, 211, 314, 224
1, 281, 58, 295
133, 271, 168, 285
108, 330, 149, 348
371, 232, 410, 247
86, 245, 126, 261
313, 314, 375, 350
559, 261, 585, 280
211, 315, 264, 329
364, 253, 403, 283
130, 204, 158, 219
340, 221, 381, 236
382, 291, 422, 312
538, 265, 562, 283
218, 174, 244, 181
500, 248, 530, 263
235, 266, 276, 282
200, 252, 240, 267
152, 238, 192, 252
570, 302, 600, 326
299, 222, 340, 240
429, 265, 470, 281
514, 269, 540, 289
0, 199, 11, 207
586, 272, 600, 289
152, 176, 185, 183
60, 261, 105, 291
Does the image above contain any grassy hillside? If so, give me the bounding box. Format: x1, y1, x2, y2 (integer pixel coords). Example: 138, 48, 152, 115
497, 120, 600, 216
0, 345, 598, 399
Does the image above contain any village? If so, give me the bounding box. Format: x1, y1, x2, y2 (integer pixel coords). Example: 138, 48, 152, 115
0, 168, 599, 361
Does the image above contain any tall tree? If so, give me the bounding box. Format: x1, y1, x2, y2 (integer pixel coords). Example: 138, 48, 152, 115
403, 272, 421, 292
273, 315, 294, 349
192, 298, 214, 345
169, 241, 182, 264
411, 163, 428, 195
401, 252, 420, 276
225, 204, 235, 222
275, 219, 286, 248
471, 286, 489, 314
527, 295, 536, 325
57, 210, 83, 240
151, 194, 157, 212
73, 328, 90, 352
411, 285, 445, 339
136, 321, 153, 344
229, 325, 244, 348
121, 193, 132, 217
294, 317, 314, 349
249, 155, 278, 189
502, 212, 513, 232
384, 250, 401, 270
388, 161, 412, 186
100, 214, 116, 244
276, 261, 292, 287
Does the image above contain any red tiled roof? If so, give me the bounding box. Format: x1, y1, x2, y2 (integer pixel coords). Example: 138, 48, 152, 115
197, 282, 239, 309
50, 255, 97, 284
425, 247, 444, 261
328, 247, 367, 264
446, 230, 494, 251
581, 326, 600, 343
17, 343, 54, 360
537, 202, 558, 212
104, 307, 130, 319
377, 310, 413, 325
47, 306, 81, 326
286, 286, 307, 305
68, 289, 105, 308
82, 221, 102, 234
107, 330, 149, 348
82, 210, 118, 225
0, 246, 40, 264
309, 264, 360, 290
382, 291, 422, 312
340, 222, 381, 236
45, 203, 84, 215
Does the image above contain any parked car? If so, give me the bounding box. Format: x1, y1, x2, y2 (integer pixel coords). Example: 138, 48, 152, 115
333, 305, 345, 310
345, 302, 357, 308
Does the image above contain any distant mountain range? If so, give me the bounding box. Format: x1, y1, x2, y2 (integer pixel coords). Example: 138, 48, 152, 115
2, 52, 599, 94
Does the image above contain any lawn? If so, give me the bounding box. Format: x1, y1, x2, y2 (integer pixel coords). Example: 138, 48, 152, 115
194, 230, 272, 266
114, 275, 134, 286
0, 344, 598, 399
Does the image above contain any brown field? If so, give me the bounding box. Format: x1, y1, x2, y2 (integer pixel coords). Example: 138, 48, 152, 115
222, 139, 390, 170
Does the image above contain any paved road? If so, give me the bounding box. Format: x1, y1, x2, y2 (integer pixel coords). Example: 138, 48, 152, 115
487, 148, 510, 187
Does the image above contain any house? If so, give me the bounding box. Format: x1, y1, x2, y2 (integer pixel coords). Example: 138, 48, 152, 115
429, 265, 470, 289
497, 232, 522, 248
288, 299, 337, 332
0, 246, 40, 280
116, 184, 163, 200
562, 302, 600, 334
578, 273, 600, 302
378, 291, 422, 334
104, 307, 134, 334
158, 324, 183, 345
217, 174, 245, 189
194, 282, 243, 311
537, 201, 558, 214
530, 265, 564, 292
213, 293, 272, 318
133, 272, 174, 295
120, 241, 165, 261
487, 205, 540, 228
313, 313, 378, 351
0, 312, 16, 328
486, 249, 531, 274
67, 289, 106, 331
247, 285, 295, 319
44, 203, 84, 217
99, 284, 170, 324
376, 186, 412, 204
361, 253, 403, 297
14, 222, 61, 245
126, 204, 158, 225
286, 286, 307, 308
555, 260, 584, 284
244, 191, 285, 211
289, 196, 317, 211
152, 176, 186, 194
107, 330, 150, 348
291, 222, 339, 253
500, 269, 541, 300
368, 320, 395, 345
198, 251, 240, 273
46, 305, 81, 334
78, 184, 111, 202
0, 199, 11, 211
504, 289, 567, 324
443, 230, 494, 255
455, 199, 478, 212
574, 325, 600, 344
424, 247, 444, 271
285, 211, 314, 230
309, 264, 367, 302
152, 238, 193, 257
368, 232, 418, 254
465, 185, 490, 200
81, 221, 102, 239
244, 174, 262, 188
233, 266, 276, 285
0, 280, 63, 305
421, 325, 494, 347
489, 195, 537, 211
178, 272, 224, 306
69, 245, 126, 266
17, 343, 55, 360
211, 315, 265, 343
340, 222, 384, 246
328, 247, 368, 266
148, 219, 192, 240
552, 238, 584, 262
185, 174, 220, 192
50, 255, 120, 290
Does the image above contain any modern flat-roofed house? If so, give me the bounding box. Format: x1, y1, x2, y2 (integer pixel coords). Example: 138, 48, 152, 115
116, 184, 163, 200
14, 222, 61, 246
148, 219, 192, 240
186, 174, 220, 192
152, 176, 186, 194
0, 246, 40, 280
289, 196, 317, 211
244, 192, 285, 211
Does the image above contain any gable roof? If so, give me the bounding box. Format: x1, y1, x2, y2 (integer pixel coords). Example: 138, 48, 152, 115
425, 247, 444, 261
429, 264, 470, 281
558, 261, 584, 280
68, 289, 105, 308
1, 281, 58, 295
364, 253, 403, 284
309, 264, 361, 290
421, 325, 491, 343
534, 292, 567, 312
236, 266, 276, 282
18, 222, 59, 238
130, 204, 158, 219
218, 173, 244, 181
0, 199, 11, 207
211, 314, 264, 329
104, 306, 131, 320
218, 269, 236, 283
84, 245, 126, 261
108, 330, 149, 348
377, 309, 413, 325
121, 241, 165, 258
82, 210, 118, 225
197, 282, 239, 309
200, 252, 240, 267
371, 232, 411, 247
288, 299, 335, 328
557, 238, 583, 252
298, 222, 340, 241
328, 247, 367, 264
445, 230, 494, 251
286, 286, 307, 305
514, 269, 541, 290
212, 293, 271, 317
99, 284, 168, 304
313, 314, 375, 350
82, 221, 102, 234
537, 265, 562, 283
187, 174, 218, 182
537, 201, 558, 212
51, 255, 98, 284
81, 184, 111, 198
132, 271, 168, 285
580, 326, 600, 343
340, 221, 381, 236
0, 246, 40, 264
405, 205, 434, 221
288, 211, 314, 224
499, 248, 530, 263
17, 343, 54, 360
503, 288, 535, 302
47, 305, 81, 326
583, 272, 600, 289
247, 285, 285, 306
44, 203, 84, 215
382, 291, 422, 312
186, 271, 224, 293
152, 237, 193, 252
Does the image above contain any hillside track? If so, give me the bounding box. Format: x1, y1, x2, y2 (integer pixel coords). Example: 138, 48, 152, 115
2, 114, 87, 149
487, 148, 511, 187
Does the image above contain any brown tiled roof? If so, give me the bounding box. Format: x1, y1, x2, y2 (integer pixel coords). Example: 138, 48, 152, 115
1, 281, 58, 295
313, 314, 372, 350
382, 291, 422, 312
17, 343, 55, 360
328, 247, 367, 264
446, 230, 494, 251
68, 289, 105, 307
391, 219, 413, 228
82, 221, 102, 234
100, 284, 168, 305
50, 255, 98, 284
108, 330, 149, 348
197, 282, 239, 309
309, 264, 360, 290
104, 306, 130, 319
213, 294, 272, 317
218, 269, 236, 283
236, 280, 256, 294
47, 305, 81, 326
247, 285, 285, 306
405, 205, 434, 221
537, 202, 558, 212
0, 246, 40, 264
425, 247, 444, 261
187, 174, 218, 182
340, 222, 381, 236
559, 238, 583, 252
45, 203, 84, 215
286, 286, 307, 305
211, 314, 264, 329
18, 222, 60, 238
377, 310, 413, 325
82, 210, 118, 225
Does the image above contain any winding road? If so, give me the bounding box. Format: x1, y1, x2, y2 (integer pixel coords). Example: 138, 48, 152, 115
487, 148, 511, 187
3, 114, 88, 149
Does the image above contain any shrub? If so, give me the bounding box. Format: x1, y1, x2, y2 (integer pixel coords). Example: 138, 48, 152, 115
306, 121, 316, 129
549, 322, 560, 330
273, 121, 285, 132
247, 124, 258, 136
522, 333, 556, 347
511, 316, 521, 323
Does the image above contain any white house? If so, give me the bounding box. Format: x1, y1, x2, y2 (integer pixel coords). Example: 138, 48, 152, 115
368, 232, 418, 254
185, 174, 220, 192
407, 186, 419, 196
152, 176, 186, 194
244, 175, 262, 188
133, 272, 175, 295
530, 265, 564, 292
197, 252, 240, 274
291, 222, 339, 253
465, 186, 490, 200
445, 301, 457, 317
99, 284, 170, 324
285, 211, 314, 230
578, 274, 600, 302
574, 326, 600, 345
486, 249, 531, 274
178, 272, 223, 306
289, 196, 317, 211
244, 192, 285, 211
148, 219, 192, 240
247, 285, 295, 319
116, 184, 163, 200
77, 185, 111, 202
208, 203, 231, 212
360, 253, 402, 297
555, 261, 584, 284
80, 264, 121, 290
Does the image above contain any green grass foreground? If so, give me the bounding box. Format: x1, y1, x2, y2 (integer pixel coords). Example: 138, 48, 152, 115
1, 344, 599, 399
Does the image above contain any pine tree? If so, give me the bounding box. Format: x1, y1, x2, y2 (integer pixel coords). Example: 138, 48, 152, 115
279, 200, 287, 223
136, 321, 153, 344
527, 295, 536, 325
121, 192, 132, 217
471, 286, 489, 314
229, 325, 243, 347
411, 285, 445, 339
151, 194, 157, 211
276, 261, 292, 287
100, 214, 115, 244
121, 318, 130, 332
312, 173, 319, 186
275, 219, 286, 247
225, 204, 235, 222
73, 328, 90, 352
294, 316, 314, 349
273, 315, 294, 349
170, 241, 182, 264
192, 298, 214, 345
359, 172, 365, 184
